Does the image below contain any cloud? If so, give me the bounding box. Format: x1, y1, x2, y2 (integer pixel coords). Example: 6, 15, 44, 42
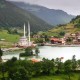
7, 0, 80, 15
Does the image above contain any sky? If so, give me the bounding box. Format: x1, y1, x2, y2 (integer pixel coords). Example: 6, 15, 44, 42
8, 0, 80, 15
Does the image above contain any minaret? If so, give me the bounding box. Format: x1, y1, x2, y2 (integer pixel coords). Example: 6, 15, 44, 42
28, 22, 30, 45
24, 23, 26, 37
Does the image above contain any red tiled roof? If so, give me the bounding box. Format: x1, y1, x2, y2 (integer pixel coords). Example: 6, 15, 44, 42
31, 59, 40, 63
50, 38, 62, 42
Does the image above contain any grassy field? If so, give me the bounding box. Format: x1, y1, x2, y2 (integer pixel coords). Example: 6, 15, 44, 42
31, 73, 80, 80
0, 30, 20, 43
0, 30, 20, 47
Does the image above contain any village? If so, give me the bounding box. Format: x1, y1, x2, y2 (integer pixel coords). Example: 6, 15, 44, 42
32, 32, 80, 46
1, 31, 80, 51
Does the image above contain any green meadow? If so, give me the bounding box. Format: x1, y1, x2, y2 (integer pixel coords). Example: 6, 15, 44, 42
32, 73, 80, 80
0, 30, 20, 47
0, 30, 20, 43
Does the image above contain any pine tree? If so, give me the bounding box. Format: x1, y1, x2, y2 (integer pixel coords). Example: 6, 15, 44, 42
0, 48, 3, 62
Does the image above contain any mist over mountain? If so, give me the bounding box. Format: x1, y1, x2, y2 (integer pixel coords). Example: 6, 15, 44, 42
11, 1, 75, 25
0, 0, 52, 32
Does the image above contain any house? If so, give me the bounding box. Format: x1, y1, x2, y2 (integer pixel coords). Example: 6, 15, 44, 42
64, 32, 80, 44
50, 38, 62, 44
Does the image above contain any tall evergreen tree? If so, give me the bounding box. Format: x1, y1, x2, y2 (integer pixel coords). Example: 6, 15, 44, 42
35, 47, 40, 56
0, 48, 3, 62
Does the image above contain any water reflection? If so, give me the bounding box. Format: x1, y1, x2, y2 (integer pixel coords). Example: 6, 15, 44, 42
2, 46, 80, 61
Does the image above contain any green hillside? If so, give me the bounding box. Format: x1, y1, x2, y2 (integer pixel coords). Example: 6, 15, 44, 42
45, 16, 80, 37
0, 30, 20, 42
12, 2, 75, 25
0, 0, 52, 32
0, 29, 20, 47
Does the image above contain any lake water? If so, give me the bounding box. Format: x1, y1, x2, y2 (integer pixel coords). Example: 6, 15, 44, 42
2, 46, 80, 61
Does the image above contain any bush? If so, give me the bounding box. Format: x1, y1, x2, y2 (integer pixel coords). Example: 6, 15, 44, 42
20, 47, 33, 57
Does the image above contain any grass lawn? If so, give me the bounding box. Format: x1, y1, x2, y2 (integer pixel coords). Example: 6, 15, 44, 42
0, 30, 20, 47
0, 30, 20, 43
31, 73, 80, 80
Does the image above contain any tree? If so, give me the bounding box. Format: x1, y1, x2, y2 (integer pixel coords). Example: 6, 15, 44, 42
41, 33, 49, 42
7, 28, 12, 34
20, 47, 33, 57
0, 63, 7, 80
34, 38, 44, 43
25, 47, 33, 56
33, 62, 42, 76
72, 55, 77, 71
11, 57, 17, 62
44, 35, 49, 42
55, 58, 63, 73
0, 48, 3, 62
59, 31, 65, 36
35, 47, 40, 56
64, 60, 72, 80
9, 67, 30, 80
66, 37, 72, 44
77, 59, 80, 67
13, 29, 18, 34
42, 59, 54, 75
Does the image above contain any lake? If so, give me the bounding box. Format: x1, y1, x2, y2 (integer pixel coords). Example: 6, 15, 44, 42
2, 46, 80, 61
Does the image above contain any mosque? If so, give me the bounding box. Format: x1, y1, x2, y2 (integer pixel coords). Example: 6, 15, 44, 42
18, 22, 34, 47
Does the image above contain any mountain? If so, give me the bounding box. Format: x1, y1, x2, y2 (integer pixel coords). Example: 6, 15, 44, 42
11, 1, 75, 25
0, 0, 52, 32
45, 15, 80, 37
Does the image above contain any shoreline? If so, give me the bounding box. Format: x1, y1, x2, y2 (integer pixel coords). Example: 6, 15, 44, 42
1, 44, 80, 52
1, 47, 24, 52
44, 43, 80, 47
55, 45, 80, 47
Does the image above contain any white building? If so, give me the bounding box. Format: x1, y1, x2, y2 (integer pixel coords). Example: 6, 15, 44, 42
18, 22, 33, 47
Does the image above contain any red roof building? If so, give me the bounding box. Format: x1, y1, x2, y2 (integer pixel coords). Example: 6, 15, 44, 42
50, 38, 62, 44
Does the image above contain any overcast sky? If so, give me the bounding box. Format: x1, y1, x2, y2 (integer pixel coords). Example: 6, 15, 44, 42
8, 0, 80, 15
